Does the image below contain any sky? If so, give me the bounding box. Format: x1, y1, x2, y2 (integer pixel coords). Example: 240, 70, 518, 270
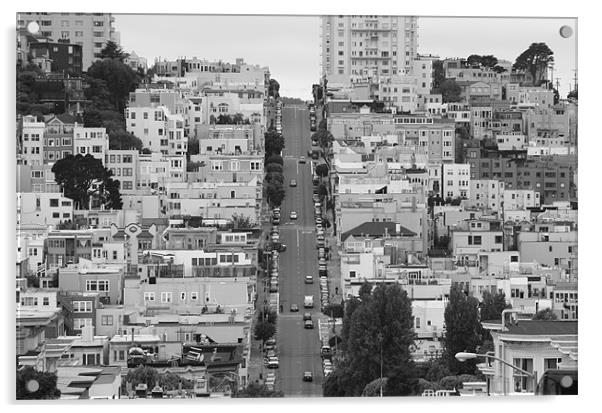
115, 14, 576, 99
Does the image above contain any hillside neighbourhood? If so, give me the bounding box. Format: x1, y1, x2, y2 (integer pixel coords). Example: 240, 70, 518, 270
16, 14, 577, 399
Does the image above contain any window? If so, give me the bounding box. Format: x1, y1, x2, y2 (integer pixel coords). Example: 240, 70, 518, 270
86, 280, 109, 292
161, 292, 173, 303
93, 31, 104, 37
43, 297, 50, 306
101, 315, 114, 326
73, 318, 93, 330
144, 292, 155, 302
73, 301, 93, 313
180, 292, 186, 301
495, 235, 503, 244
191, 292, 198, 300
415, 317, 421, 329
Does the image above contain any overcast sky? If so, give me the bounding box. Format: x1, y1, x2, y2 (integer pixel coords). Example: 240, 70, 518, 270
114, 14, 576, 99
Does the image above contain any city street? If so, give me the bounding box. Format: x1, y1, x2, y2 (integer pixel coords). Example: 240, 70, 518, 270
275, 105, 325, 396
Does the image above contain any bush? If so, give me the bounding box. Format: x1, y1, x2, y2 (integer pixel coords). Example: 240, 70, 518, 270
417, 378, 441, 394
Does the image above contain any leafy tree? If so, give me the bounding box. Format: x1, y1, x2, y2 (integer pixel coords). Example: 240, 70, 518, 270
361, 377, 388, 396
266, 182, 285, 207
318, 118, 328, 131
431, 60, 446, 93
439, 374, 480, 391
339, 283, 416, 396
443, 285, 481, 375
126, 366, 159, 389
231, 113, 247, 124
317, 183, 329, 202
253, 319, 276, 342
87, 58, 139, 113
513, 42, 554, 86
265, 154, 283, 166
268, 79, 280, 99
265, 163, 283, 174
322, 303, 344, 318
440, 79, 462, 103
187, 136, 199, 155
315, 163, 329, 179
423, 357, 452, 382
480, 290, 510, 321
258, 307, 278, 324
99, 40, 129, 62
567, 89, 578, 100
157, 372, 194, 391
52, 154, 122, 210
109, 130, 142, 150
532, 308, 558, 320
340, 296, 361, 352
492, 65, 507, 73
236, 382, 283, 398
323, 363, 354, 397
264, 131, 284, 156
264, 172, 284, 185
231, 213, 255, 229
16, 366, 61, 400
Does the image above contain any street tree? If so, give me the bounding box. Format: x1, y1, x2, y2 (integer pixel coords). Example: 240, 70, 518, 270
265, 163, 283, 174
361, 378, 388, 396
52, 154, 122, 210
258, 307, 278, 324
443, 285, 481, 374
16, 366, 61, 400
266, 182, 285, 207
340, 296, 361, 352
237, 382, 283, 397
513, 42, 554, 86
317, 183, 328, 202
268, 79, 280, 99
264, 131, 284, 156
265, 154, 284, 166
253, 319, 276, 342
187, 136, 199, 155
532, 308, 558, 320
315, 163, 329, 179
318, 118, 327, 131
432, 60, 445, 92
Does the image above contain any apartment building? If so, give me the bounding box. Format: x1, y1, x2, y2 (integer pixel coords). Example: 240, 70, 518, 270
105, 150, 138, 193
20, 115, 45, 166
29, 39, 83, 75
125, 105, 187, 155
196, 124, 262, 155
321, 15, 418, 80
137, 152, 187, 190
17, 192, 73, 227
17, 12, 119, 70
58, 262, 125, 306
189, 153, 264, 185
518, 222, 577, 271
451, 219, 504, 267
468, 179, 505, 212
502, 189, 541, 212
507, 85, 555, 107
43, 114, 76, 164
58, 291, 103, 335
73, 125, 109, 162
440, 163, 470, 199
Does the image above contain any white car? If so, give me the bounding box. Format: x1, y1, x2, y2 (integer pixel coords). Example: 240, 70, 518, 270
290, 211, 298, 220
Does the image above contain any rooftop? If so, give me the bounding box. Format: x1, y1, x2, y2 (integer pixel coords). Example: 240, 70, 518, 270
503, 320, 578, 336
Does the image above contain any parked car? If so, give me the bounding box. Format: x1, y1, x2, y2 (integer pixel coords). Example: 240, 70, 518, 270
304, 275, 313, 284
290, 211, 298, 220
303, 312, 312, 321
304, 319, 314, 329
303, 371, 313, 382
290, 304, 299, 312
290, 179, 297, 187
299, 156, 306, 164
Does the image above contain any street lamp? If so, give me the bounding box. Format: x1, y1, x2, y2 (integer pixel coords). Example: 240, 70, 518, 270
455, 352, 537, 395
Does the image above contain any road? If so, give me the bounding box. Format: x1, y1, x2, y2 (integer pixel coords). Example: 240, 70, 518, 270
276, 105, 324, 397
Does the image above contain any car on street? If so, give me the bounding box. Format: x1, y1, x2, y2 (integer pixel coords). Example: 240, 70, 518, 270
304, 319, 314, 329
272, 217, 280, 225
299, 156, 306, 163
290, 179, 297, 187
273, 242, 287, 252
303, 312, 312, 321
321, 345, 332, 358
269, 285, 278, 293
304, 275, 313, 284
290, 211, 298, 220
303, 371, 313, 382
290, 304, 299, 312
266, 357, 279, 369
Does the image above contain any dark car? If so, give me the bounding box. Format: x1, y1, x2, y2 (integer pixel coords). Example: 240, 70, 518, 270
303, 312, 312, 321
290, 304, 299, 312
303, 371, 313, 382
304, 319, 314, 329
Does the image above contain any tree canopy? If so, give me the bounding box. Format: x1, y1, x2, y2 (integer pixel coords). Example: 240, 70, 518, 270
254, 319, 276, 342
323, 283, 417, 397
52, 154, 123, 210
231, 214, 255, 229
480, 290, 510, 321
236, 382, 283, 398
86, 58, 140, 113
315, 163, 329, 178
264, 131, 284, 156
16, 366, 61, 400
440, 79, 462, 103
99, 40, 129, 62
532, 308, 558, 320
268, 79, 280, 99
513, 42, 554, 86
443, 285, 481, 374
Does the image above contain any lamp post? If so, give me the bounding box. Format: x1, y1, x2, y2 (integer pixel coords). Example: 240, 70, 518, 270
455, 352, 537, 395
377, 332, 384, 397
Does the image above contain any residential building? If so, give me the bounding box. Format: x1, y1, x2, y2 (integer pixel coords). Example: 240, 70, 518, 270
19, 115, 45, 166
29, 39, 83, 75
320, 15, 419, 79
517, 222, 577, 272
125, 105, 187, 155
57, 261, 125, 305
73, 125, 109, 162
105, 150, 138, 193
17, 192, 74, 227
441, 163, 470, 199
451, 219, 504, 267
59, 291, 103, 335
43, 113, 76, 164
17, 12, 120, 70
468, 179, 505, 213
